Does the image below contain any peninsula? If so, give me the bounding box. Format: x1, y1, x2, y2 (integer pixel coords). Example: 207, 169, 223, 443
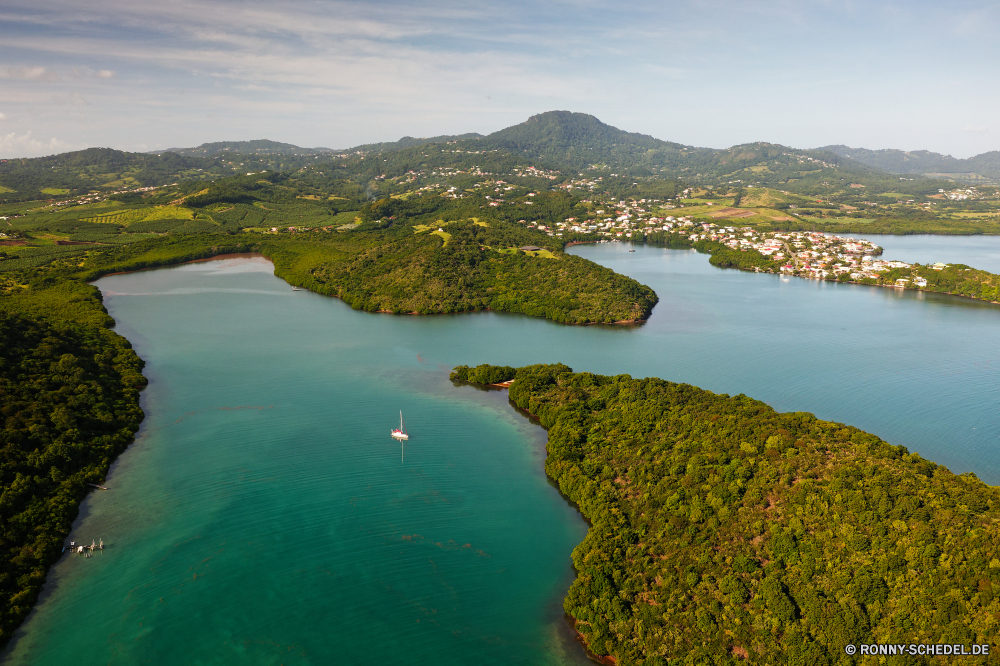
453, 363, 1000, 664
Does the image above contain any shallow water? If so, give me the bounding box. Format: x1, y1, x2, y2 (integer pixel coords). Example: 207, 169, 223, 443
4, 237, 1000, 664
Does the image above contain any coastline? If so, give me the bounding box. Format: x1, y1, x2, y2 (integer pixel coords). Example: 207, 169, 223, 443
466, 363, 1000, 662
631, 238, 1000, 309
95, 252, 650, 326
97, 252, 266, 277
503, 387, 613, 665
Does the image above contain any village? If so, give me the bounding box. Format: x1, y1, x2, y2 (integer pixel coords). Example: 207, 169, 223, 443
508, 192, 950, 286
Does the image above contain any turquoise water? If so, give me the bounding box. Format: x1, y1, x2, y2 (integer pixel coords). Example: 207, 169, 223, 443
5, 238, 1000, 664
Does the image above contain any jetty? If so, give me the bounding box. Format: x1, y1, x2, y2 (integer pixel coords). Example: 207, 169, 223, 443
63, 538, 105, 558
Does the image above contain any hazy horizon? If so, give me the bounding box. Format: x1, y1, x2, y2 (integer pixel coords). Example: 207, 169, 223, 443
2, 0, 997, 159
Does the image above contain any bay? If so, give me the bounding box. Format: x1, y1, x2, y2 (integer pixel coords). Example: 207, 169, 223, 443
5, 235, 1000, 664
853, 233, 1000, 272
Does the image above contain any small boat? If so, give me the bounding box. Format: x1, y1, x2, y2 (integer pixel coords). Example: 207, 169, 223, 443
628, 248, 635, 252
391, 411, 409, 440
292, 286, 302, 291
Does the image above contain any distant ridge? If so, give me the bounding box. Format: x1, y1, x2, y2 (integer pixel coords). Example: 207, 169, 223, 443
150, 139, 332, 157
153, 134, 486, 158
2, 111, 968, 203
820, 145, 1000, 182
342, 133, 484, 154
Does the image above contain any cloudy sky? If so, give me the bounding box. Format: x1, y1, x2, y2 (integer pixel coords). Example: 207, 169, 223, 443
1, 0, 997, 158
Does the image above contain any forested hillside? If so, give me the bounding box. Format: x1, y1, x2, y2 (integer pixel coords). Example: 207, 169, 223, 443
0, 148, 219, 202
454, 364, 1000, 665
0, 310, 145, 646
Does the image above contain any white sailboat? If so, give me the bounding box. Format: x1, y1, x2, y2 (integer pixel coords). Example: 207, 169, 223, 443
391, 411, 409, 440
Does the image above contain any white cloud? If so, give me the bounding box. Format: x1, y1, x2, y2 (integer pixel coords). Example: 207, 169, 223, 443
98, 69, 115, 78
963, 125, 988, 133
0, 112, 5, 120
0, 131, 69, 157
1, 65, 59, 81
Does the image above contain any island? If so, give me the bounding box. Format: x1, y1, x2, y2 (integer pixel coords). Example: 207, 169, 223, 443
453, 363, 1000, 664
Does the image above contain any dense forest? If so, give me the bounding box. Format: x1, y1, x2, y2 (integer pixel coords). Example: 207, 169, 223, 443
0, 310, 145, 646
454, 364, 1000, 665
60, 222, 656, 323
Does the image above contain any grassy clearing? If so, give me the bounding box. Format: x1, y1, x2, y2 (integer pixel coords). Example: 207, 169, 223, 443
330, 211, 360, 226
40, 188, 70, 196
524, 248, 557, 259
952, 211, 1000, 219
0, 186, 16, 194
431, 229, 452, 244
139, 205, 194, 222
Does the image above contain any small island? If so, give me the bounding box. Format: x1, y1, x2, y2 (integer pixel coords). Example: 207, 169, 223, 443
453, 363, 1000, 665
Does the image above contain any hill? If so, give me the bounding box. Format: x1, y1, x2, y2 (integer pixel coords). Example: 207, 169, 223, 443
468, 112, 952, 196
151, 139, 333, 157
455, 363, 1000, 665
0, 148, 225, 202
821, 145, 1000, 183
154, 134, 487, 159
0, 112, 977, 216
478, 110, 687, 171
340, 132, 484, 155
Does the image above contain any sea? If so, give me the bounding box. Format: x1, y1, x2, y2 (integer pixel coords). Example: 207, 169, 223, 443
3, 235, 999, 664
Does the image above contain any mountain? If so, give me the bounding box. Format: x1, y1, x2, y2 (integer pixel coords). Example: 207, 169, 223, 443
341, 133, 484, 154
151, 139, 333, 157
1, 112, 965, 204
465, 110, 698, 176
155, 134, 487, 159
820, 145, 1000, 182
465, 112, 949, 195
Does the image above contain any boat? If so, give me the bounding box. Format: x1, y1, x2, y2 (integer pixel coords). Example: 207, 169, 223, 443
391, 411, 409, 440
628, 248, 635, 252
292, 286, 302, 291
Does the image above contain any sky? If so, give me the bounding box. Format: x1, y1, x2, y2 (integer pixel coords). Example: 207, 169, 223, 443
1, 0, 998, 158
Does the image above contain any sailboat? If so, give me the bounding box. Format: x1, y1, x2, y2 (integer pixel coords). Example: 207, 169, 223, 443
391, 411, 409, 440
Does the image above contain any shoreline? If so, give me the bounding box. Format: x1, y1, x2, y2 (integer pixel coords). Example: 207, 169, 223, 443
634, 239, 1000, 309
502, 387, 612, 665
95, 253, 649, 326
97, 252, 266, 277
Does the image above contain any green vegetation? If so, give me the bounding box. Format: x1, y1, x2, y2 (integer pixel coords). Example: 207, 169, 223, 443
0, 185, 657, 645
455, 364, 1000, 664
51, 223, 655, 323
5, 110, 1000, 652
642, 228, 1000, 307
0, 305, 145, 647
882, 263, 1000, 302
450, 364, 516, 384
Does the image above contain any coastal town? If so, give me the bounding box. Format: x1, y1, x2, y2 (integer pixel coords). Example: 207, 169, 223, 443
539, 213, 913, 282
493, 190, 963, 288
